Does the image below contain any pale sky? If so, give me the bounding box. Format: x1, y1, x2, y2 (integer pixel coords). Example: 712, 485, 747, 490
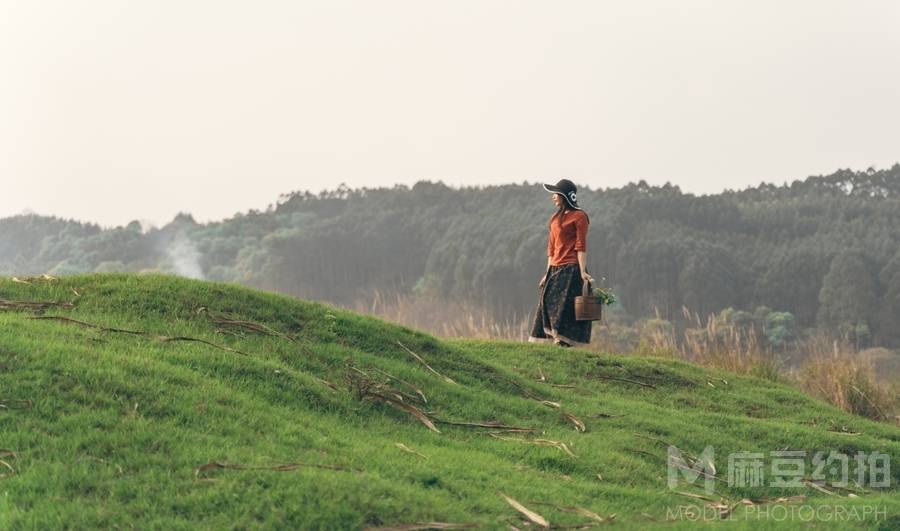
2, 1, 899, 228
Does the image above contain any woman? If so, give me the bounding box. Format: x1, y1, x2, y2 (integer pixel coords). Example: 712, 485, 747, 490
528, 179, 593, 348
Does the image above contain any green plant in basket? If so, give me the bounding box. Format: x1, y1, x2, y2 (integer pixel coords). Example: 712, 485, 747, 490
591, 285, 617, 306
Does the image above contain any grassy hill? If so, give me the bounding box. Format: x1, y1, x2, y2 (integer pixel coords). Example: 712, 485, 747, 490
1, 274, 898, 530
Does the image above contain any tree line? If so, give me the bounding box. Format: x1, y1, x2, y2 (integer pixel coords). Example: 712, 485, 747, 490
3, 164, 900, 347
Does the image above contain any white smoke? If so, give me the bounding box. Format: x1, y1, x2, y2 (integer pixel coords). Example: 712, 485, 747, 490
167, 231, 204, 279
138, 219, 156, 234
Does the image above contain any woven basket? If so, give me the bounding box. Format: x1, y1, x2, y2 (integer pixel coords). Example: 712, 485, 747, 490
574, 281, 603, 321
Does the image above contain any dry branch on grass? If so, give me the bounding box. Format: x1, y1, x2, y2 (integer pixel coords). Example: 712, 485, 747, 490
27, 315, 250, 356
0, 398, 33, 410
671, 491, 738, 519
1, 299, 74, 312
394, 442, 427, 459
527, 501, 615, 524
364, 523, 476, 531
747, 495, 807, 505
803, 480, 838, 496
196, 307, 297, 343
543, 524, 608, 530
154, 335, 249, 356
498, 492, 549, 528
28, 315, 145, 335
589, 412, 625, 419
396, 340, 456, 384
826, 423, 861, 435
371, 391, 440, 433
371, 366, 428, 403
531, 439, 577, 458
588, 374, 656, 389
314, 377, 340, 391
630, 432, 723, 482
0, 457, 14, 480
0, 449, 15, 480
673, 491, 720, 503
489, 434, 577, 458
345, 364, 440, 433
194, 460, 359, 480
433, 419, 536, 433
10, 274, 58, 284
505, 377, 565, 410
561, 412, 586, 432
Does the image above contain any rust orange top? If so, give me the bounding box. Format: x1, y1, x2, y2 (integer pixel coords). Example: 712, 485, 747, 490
547, 209, 589, 266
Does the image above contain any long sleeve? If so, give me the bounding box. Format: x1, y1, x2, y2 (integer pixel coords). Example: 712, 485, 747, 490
546, 216, 555, 257
574, 213, 588, 252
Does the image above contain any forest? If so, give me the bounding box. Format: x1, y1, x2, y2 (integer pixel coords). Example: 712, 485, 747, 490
3, 164, 900, 349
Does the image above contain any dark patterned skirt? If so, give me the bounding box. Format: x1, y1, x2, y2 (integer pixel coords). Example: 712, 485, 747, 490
528, 263, 592, 347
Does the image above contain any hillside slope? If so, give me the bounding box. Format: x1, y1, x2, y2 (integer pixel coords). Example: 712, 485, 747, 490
1, 274, 898, 529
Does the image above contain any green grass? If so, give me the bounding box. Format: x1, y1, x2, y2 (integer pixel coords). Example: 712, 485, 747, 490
1, 273, 898, 530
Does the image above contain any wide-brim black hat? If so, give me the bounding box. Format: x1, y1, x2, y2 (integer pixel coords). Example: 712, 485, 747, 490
542, 179, 581, 210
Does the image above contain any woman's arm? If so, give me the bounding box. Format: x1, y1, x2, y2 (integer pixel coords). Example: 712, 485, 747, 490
577, 251, 593, 284
540, 256, 552, 287
541, 223, 555, 286
574, 213, 593, 284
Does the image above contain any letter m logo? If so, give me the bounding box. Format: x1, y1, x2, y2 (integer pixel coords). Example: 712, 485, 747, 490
667, 445, 716, 494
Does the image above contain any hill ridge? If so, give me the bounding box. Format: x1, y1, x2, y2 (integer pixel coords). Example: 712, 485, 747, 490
0, 273, 898, 529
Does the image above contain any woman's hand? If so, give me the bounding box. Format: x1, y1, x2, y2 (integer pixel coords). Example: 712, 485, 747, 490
539, 274, 547, 287
581, 272, 594, 285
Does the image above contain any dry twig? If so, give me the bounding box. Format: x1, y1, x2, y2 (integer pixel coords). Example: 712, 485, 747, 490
394, 442, 427, 459
10, 274, 58, 284
196, 307, 296, 343
371, 366, 427, 404
589, 374, 656, 389
489, 434, 577, 458
561, 412, 586, 433
1, 299, 74, 312
27, 315, 144, 334
589, 412, 625, 419
527, 501, 615, 524
345, 364, 440, 433
364, 523, 476, 531
397, 341, 455, 384
194, 460, 358, 480
27, 315, 249, 355
155, 335, 249, 356
0, 398, 33, 410
0, 459, 14, 479
433, 419, 536, 432
498, 492, 549, 528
